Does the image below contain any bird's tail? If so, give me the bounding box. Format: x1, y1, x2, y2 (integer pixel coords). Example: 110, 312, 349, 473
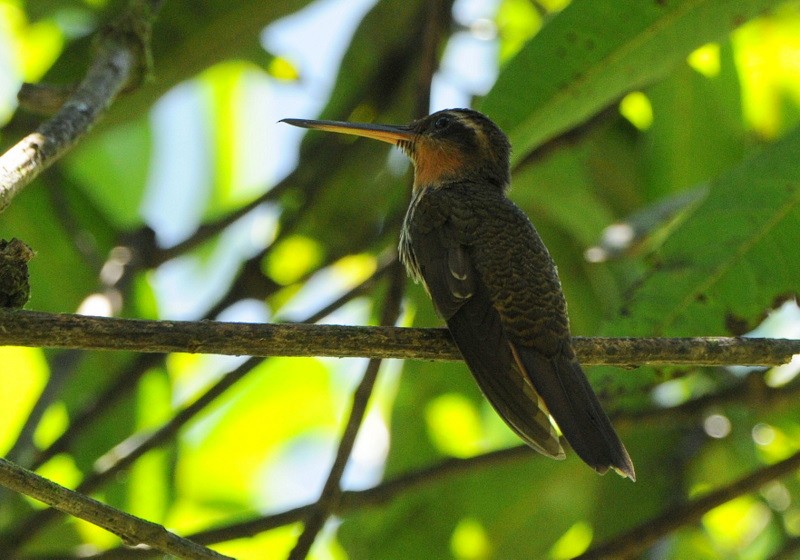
510, 344, 635, 481
447, 295, 565, 460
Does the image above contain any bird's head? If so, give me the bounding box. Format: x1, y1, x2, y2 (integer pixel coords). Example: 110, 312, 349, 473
281, 108, 511, 192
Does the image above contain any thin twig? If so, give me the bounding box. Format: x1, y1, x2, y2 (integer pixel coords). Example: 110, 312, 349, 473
0, 262, 399, 552
84, 370, 800, 558
575, 449, 800, 559
0, 310, 797, 366
0, 357, 262, 552
87, 446, 534, 559
28, 353, 164, 471
0, 458, 231, 560
288, 263, 406, 558
0, 0, 163, 214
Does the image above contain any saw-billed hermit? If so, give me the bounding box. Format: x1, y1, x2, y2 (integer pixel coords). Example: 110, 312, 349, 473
281, 109, 635, 480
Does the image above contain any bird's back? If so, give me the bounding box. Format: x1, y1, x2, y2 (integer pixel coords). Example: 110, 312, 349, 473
403, 182, 634, 479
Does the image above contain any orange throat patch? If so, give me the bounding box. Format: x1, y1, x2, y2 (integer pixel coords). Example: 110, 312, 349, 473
412, 139, 466, 189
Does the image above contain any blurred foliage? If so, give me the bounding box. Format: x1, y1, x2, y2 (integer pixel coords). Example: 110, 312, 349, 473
1, 0, 800, 559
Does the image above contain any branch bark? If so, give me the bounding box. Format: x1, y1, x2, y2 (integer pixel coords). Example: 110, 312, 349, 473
575, 449, 800, 559
0, 0, 163, 214
83, 446, 535, 559
288, 263, 407, 559
0, 457, 231, 559
0, 357, 263, 553
0, 310, 797, 366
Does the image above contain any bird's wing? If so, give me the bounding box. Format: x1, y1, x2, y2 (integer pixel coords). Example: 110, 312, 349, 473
473, 200, 635, 480
409, 216, 564, 459
508, 343, 635, 480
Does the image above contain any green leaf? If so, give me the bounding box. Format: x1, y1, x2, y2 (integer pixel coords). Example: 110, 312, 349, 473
480, 0, 781, 165
64, 118, 152, 229
608, 125, 800, 336
642, 39, 747, 199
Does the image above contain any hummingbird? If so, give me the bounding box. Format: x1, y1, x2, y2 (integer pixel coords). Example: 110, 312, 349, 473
281, 109, 635, 480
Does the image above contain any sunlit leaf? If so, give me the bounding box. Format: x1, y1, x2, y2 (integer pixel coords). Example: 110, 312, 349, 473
200, 61, 274, 214
687, 42, 722, 77
550, 521, 593, 560
481, 0, 780, 165
267, 56, 300, 82
32, 402, 68, 450
264, 235, 323, 286
0, 346, 48, 455
213, 525, 302, 560
734, 6, 800, 138
451, 517, 491, 560
17, 17, 64, 80
619, 91, 653, 130
425, 393, 484, 457
495, 0, 542, 62
702, 496, 772, 552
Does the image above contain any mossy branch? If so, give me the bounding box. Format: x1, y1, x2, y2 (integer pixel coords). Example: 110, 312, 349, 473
0, 309, 797, 367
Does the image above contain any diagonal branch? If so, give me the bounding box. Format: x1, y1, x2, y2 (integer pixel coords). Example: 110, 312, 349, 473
0, 309, 797, 366
0, 356, 263, 553
288, 262, 407, 559
0, 0, 164, 214
0, 261, 398, 552
84, 430, 534, 559
575, 449, 800, 559
80, 371, 800, 559
0, 457, 231, 560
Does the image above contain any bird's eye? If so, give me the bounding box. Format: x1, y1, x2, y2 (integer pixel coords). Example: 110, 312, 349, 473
434, 116, 450, 130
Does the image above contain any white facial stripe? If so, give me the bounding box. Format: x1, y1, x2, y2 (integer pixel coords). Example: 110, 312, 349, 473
453, 112, 488, 151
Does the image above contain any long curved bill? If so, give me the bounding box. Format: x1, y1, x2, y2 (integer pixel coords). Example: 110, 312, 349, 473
280, 118, 414, 145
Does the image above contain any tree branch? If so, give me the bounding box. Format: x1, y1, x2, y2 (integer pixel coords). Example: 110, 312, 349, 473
0, 457, 231, 559
83, 446, 534, 559
0, 356, 263, 553
192, 447, 534, 549
288, 262, 407, 558
0, 0, 163, 214
77, 373, 800, 558
575, 449, 800, 559
0, 259, 401, 552
0, 310, 797, 366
